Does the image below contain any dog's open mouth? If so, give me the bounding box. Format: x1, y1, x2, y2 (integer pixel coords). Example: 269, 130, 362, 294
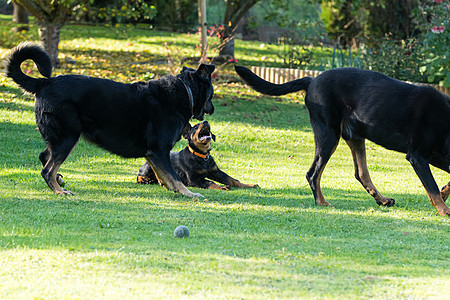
199, 134, 212, 142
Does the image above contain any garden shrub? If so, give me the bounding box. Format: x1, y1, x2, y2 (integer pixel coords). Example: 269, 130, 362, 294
279, 0, 449, 86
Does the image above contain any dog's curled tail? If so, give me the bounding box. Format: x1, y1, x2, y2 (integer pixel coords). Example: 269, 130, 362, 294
235, 65, 312, 96
4, 42, 52, 94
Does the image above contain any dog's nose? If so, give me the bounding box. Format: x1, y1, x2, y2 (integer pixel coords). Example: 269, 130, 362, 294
202, 121, 209, 126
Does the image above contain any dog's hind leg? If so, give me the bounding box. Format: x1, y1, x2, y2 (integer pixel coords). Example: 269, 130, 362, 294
136, 161, 158, 184
39, 147, 65, 187
306, 125, 340, 207
41, 136, 79, 195
145, 151, 203, 198
441, 182, 450, 202
407, 152, 450, 216
346, 139, 395, 207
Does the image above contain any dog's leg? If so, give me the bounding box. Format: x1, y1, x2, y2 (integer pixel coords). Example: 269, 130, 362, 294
39, 147, 65, 187
207, 182, 231, 190
41, 137, 78, 195
209, 168, 259, 189
145, 152, 203, 198
190, 179, 230, 191
346, 139, 395, 207
441, 182, 450, 202
407, 153, 450, 216
306, 125, 339, 206
136, 161, 158, 184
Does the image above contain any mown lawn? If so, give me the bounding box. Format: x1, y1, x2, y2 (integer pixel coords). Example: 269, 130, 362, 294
0, 16, 449, 299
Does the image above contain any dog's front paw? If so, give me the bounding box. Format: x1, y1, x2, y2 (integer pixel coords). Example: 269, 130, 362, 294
137, 175, 156, 184
190, 192, 205, 198
441, 183, 450, 202
437, 206, 450, 217
55, 189, 74, 196
376, 197, 396, 207
220, 186, 231, 191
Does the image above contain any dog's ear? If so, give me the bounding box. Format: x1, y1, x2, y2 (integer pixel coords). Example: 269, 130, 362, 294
211, 133, 216, 142
182, 123, 192, 139
197, 64, 215, 77
180, 66, 189, 74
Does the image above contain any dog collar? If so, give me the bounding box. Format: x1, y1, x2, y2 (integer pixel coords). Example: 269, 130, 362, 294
178, 78, 194, 119
188, 145, 210, 160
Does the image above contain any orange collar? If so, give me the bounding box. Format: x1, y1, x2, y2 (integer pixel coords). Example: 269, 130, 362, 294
188, 146, 210, 159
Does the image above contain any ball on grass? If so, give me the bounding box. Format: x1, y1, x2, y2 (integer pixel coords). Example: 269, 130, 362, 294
174, 225, 190, 238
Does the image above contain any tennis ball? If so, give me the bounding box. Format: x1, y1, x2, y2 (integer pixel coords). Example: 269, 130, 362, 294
174, 225, 190, 238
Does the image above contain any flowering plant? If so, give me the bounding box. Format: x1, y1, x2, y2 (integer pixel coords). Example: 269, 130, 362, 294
418, 0, 449, 87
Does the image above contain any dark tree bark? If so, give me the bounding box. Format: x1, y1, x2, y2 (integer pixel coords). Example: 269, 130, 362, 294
14, 0, 76, 68
12, 1, 29, 32
218, 0, 260, 58
38, 24, 62, 68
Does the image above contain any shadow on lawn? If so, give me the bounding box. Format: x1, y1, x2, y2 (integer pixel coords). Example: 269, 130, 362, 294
0, 185, 447, 274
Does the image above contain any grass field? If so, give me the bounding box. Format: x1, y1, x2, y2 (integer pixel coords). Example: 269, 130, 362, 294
0, 16, 449, 299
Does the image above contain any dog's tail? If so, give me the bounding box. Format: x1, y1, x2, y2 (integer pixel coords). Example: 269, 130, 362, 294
235, 65, 312, 96
4, 42, 52, 94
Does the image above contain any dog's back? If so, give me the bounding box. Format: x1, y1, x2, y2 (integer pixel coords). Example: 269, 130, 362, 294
307, 68, 450, 156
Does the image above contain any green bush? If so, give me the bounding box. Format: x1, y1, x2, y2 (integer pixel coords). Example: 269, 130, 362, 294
72, 0, 157, 24
358, 37, 426, 83
417, 0, 449, 87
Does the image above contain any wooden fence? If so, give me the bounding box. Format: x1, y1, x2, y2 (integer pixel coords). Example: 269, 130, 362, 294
250, 66, 450, 96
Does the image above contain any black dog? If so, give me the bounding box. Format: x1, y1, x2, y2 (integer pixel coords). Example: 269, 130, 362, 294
137, 121, 259, 190
235, 66, 450, 216
4, 42, 215, 198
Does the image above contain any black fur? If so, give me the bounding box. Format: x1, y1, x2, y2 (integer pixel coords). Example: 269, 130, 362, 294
137, 121, 259, 190
4, 42, 216, 197
235, 65, 450, 216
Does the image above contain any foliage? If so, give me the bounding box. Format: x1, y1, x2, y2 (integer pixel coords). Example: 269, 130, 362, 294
151, 0, 197, 31
277, 19, 326, 69
219, 0, 260, 57
319, 0, 419, 45
357, 37, 426, 83
417, 0, 450, 87
278, 1, 449, 85
13, 0, 75, 24
72, 0, 157, 24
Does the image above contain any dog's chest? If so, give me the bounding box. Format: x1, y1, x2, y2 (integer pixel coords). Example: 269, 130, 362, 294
173, 150, 215, 177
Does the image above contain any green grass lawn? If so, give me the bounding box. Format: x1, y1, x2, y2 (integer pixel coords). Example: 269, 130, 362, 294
0, 16, 449, 299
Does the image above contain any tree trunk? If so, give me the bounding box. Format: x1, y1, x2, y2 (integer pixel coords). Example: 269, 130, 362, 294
12, 1, 29, 32
38, 23, 62, 68
198, 0, 208, 62
219, 28, 235, 57
218, 0, 259, 58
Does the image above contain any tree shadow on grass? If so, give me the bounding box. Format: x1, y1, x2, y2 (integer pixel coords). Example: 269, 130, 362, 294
0, 184, 448, 287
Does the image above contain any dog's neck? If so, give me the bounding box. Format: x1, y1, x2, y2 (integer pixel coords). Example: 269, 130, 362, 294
177, 77, 194, 119
188, 145, 210, 160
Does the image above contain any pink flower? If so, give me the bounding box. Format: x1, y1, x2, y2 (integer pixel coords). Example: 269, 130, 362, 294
434, 0, 443, 2
431, 25, 445, 33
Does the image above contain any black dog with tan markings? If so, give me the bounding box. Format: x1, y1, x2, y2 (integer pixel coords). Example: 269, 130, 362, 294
137, 121, 259, 190
235, 65, 450, 216
5, 42, 215, 198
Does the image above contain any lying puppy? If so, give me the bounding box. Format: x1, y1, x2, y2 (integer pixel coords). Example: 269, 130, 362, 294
137, 121, 258, 190
4, 42, 215, 198
235, 65, 450, 216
